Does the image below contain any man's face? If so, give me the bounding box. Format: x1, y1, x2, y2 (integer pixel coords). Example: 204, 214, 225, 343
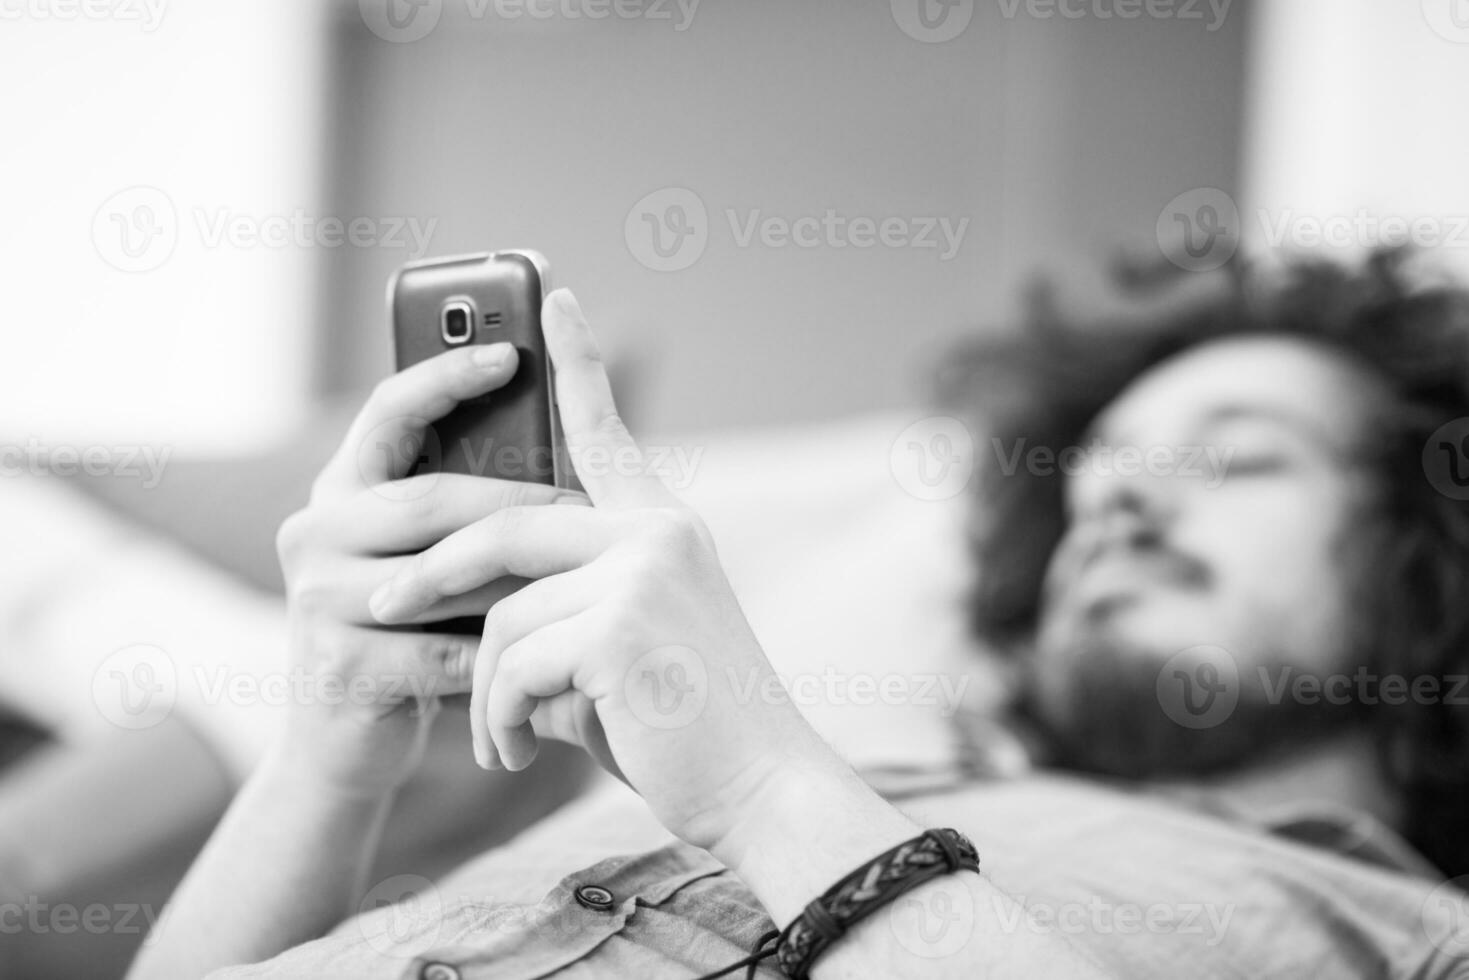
1030, 335, 1390, 777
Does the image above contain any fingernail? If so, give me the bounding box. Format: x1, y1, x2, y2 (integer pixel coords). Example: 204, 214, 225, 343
478, 741, 502, 771
367, 582, 396, 621
551, 288, 581, 318
553, 492, 593, 507
471, 342, 514, 368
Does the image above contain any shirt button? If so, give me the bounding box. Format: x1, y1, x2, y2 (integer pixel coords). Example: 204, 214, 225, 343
574, 884, 615, 912
419, 963, 460, 980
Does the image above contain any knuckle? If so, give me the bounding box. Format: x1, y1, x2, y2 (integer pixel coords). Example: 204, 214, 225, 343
638, 507, 707, 556
398, 474, 440, 510
618, 545, 666, 586
594, 409, 630, 441
567, 341, 606, 369
600, 600, 647, 653
496, 644, 530, 688
431, 637, 476, 691
678, 509, 713, 547
367, 375, 401, 408
379, 476, 444, 528
456, 349, 490, 382
275, 509, 312, 563
399, 552, 438, 597
286, 567, 335, 613
618, 583, 660, 623
306, 475, 329, 505
309, 630, 361, 682
481, 599, 516, 647
486, 505, 528, 541
494, 480, 534, 511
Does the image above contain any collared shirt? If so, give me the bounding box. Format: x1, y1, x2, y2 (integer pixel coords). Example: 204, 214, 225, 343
210, 772, 1469, 980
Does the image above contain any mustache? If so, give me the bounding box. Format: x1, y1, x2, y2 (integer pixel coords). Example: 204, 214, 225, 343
1057, 535, 1215, 596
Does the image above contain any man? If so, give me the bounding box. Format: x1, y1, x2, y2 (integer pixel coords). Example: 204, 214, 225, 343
132, 257, 1469, 978
953, 250, 1469, 879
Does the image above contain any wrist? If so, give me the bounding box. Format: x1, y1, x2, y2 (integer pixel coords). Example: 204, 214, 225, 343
710, 751, 922, 926
273, 694, 439, 801
257, 734, 408, 808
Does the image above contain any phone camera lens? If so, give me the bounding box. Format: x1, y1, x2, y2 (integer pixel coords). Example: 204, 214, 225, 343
441, 303, 473, 345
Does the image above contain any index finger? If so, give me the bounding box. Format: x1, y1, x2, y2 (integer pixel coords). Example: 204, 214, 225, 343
543, 288, 675, 509
315, 342, 519, 500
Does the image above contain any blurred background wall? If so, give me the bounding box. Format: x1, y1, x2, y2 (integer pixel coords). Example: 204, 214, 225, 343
1243, 0, 1469, 275
316, 0, 1251, 434
6, 0, 1469, 452
0, 0, 1252, 453
1, 0, 327, 450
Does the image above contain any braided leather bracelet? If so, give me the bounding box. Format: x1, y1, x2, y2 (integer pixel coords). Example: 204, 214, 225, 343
776, 828, 979, 977
693, 828, 980, 979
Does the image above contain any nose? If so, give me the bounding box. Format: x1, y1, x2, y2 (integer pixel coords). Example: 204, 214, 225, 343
1071, 464, 1176, 547
1097, 484, 1169, 549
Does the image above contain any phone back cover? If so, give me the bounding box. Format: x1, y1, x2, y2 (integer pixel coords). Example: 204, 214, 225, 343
390, 252, 558, 485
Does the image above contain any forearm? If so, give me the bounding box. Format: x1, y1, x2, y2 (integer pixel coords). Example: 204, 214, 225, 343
713, 755, 1112, 979
0, 718, 230, 896
127, 745, 395, 980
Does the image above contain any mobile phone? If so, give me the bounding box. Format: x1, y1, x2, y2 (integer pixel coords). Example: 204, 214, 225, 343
389, 249, 571, 488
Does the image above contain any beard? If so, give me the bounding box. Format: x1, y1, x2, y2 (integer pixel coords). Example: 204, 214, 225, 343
1024, 612, 1367, 781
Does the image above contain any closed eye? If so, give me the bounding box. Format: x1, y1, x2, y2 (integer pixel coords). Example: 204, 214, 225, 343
1217, 451, 1291, 478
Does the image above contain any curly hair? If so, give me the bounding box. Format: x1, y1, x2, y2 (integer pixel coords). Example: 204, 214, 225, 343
939, 250, 1469, 878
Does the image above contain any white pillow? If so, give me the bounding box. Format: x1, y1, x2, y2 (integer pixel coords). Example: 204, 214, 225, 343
0, 477, 288, 778
673, 411, 1007, 770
